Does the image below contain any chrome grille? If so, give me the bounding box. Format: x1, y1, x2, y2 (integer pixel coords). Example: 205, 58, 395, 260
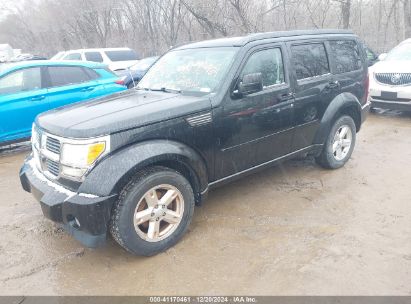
375, 73, 411, 86
46, 159, 60, 177
46, 136, 61, 154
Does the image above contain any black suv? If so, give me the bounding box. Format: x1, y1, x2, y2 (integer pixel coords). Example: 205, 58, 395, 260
20, 30, 370, 256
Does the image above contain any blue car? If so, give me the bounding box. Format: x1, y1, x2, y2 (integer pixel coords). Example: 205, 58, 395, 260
116, 56, 159, 88
0, 60, 126, 145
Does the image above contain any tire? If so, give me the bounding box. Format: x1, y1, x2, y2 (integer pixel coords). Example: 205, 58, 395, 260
315, 115, 356, 169
109, 166, 195, 256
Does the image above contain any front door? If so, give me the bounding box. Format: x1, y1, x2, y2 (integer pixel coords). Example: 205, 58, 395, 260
0, 67, 49, 142
214, 44, 295, 179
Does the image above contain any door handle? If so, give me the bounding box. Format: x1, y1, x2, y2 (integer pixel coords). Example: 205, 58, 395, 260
326, 81, 340, 89
81, 87, 95, 92
279, 92, 295, 101
30, 96, 45, 101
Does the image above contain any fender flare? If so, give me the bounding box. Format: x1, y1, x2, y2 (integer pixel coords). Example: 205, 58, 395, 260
313, 92, 362, 145
78, 139, 209, 201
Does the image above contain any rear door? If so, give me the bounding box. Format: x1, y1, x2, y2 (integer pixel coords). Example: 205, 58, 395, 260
287, 40, 337, 151
44, 65, 102, 110
328, 39, 367, 105
0, 67, 48, 142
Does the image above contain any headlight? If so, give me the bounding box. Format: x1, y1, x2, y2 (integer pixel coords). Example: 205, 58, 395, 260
60, 136, 110, 180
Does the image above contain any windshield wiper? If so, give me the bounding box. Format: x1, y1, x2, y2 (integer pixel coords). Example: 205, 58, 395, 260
139, 87, 181, 94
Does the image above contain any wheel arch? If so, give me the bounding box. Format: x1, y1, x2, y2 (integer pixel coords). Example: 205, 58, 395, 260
79, 140, 209, 205
313, 92, 362, 145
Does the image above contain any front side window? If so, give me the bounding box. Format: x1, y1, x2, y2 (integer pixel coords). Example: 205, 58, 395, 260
330, 40, 362, 73
138, 47, 238, 94
63, 53, 82, 61
0, 67, 41, 95
241, 48, 285, 88
47, 66, 91, 87
85, 52, 104, 63
291, 43, 330, 80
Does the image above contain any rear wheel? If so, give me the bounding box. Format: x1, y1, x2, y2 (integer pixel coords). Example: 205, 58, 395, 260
109, 167, 195, 256
315, 115, 356, 169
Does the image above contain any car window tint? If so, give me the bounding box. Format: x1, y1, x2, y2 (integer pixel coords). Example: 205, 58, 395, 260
63, 53, 82, 60
83, 68, 100, 80
85, 52, 104, 63
104, 50, 139, 62
291, 43, 330, 80
330, 40, 362, 73
48, 66, 91, 87
241, 48, 285, 87
0, 67, 41, 95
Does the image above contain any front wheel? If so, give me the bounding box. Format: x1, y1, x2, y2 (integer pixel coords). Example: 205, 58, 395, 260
109, 167, 195, 256
315, 115, 356, 169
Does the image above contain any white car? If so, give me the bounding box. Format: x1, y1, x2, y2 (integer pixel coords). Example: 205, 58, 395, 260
51, 48, 139, 72
369, 40, 411, 111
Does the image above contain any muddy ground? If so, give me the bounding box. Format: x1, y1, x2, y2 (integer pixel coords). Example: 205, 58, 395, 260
0, 112, 410, 295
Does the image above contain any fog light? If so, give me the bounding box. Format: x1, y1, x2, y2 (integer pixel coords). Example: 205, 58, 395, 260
61, 165, 87, 179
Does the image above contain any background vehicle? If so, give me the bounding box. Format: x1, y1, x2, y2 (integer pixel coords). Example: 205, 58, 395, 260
0, 60, 126, 145
369, 39, 411, 111
364, 46, 379, 66
56, 48, 139, 71
116, 56, 159, 88
20, 30, 370, 256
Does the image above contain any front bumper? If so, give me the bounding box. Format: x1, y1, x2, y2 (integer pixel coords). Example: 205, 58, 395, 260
369, 86, 411, 111
19, 156, 116, 247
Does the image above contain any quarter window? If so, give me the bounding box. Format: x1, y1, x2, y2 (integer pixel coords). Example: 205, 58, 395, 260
85, 52, 104, 63
47, 66, 91, 87
104, 50, 139, 62
291, 43, 330, 80
330, 40, 362, 73
241, 48, 285, 88
0, 67, 42, 95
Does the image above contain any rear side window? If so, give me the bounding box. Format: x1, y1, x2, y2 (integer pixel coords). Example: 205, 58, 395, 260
47, 66, 91, 87
104, 50, 138, 61
85, 52, 104, 63
330, 40, 362, 73
291, 43, 330, 80
63, 53, 82, 61
83, 67, 100, 80
241, 48, 285, 87
0, 67, 42, 95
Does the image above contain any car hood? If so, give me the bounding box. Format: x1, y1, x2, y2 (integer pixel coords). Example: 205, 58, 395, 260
369, 60, 411, 73
36, 90, 212, 138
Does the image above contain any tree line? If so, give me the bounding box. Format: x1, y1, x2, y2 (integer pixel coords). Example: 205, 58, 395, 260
0, 0, 410, 57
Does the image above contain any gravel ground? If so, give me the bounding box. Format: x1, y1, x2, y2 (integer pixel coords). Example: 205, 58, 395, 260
0, 112, 410, 295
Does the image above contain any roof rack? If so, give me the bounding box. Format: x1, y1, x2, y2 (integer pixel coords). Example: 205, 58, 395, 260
244, 29, 354, 44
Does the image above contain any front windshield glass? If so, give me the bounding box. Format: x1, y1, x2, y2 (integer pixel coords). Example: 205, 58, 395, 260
385, 43, 411, 61
137, 47, 238, 93
131, 56, 159, 71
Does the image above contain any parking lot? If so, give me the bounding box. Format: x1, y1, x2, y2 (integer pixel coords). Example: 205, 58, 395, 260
0, 112, 410, 295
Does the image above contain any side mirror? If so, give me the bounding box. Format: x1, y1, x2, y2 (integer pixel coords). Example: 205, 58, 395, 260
238, 73, 263, 96
378, 53, 387, 61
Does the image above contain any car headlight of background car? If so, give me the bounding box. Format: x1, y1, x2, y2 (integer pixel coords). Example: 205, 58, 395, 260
60, 136, 110, 180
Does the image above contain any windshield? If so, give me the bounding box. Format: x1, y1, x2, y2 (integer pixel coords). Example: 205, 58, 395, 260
385, 43, 411, 61
131, 56, 159, 71
137, 47, 238, 93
